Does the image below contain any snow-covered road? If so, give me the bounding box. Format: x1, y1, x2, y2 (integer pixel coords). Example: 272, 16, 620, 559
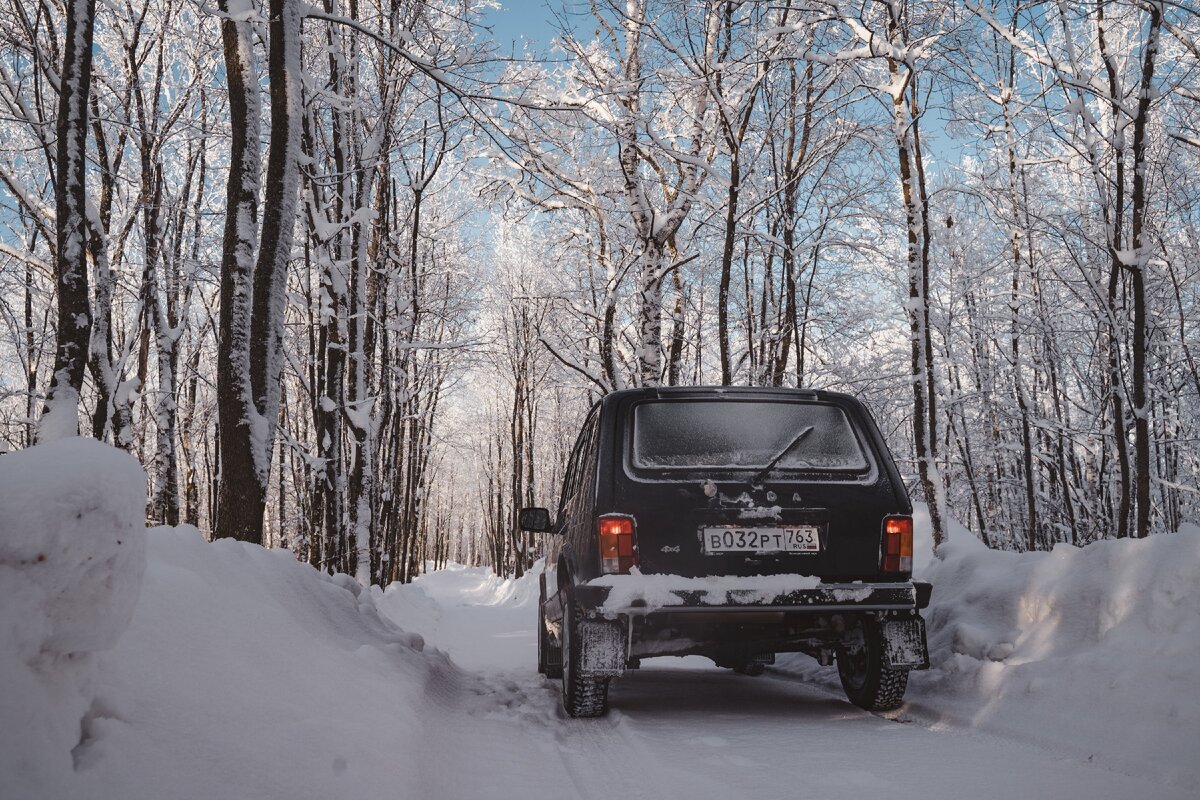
378, 564, 1192, 800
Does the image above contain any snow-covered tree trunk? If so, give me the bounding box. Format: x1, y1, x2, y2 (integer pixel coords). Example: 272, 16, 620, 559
347, 133, 380, 587
84, 205, 121, 445
1127, 5, 1163, 540
597, 219, 624, 391
615, 0, 654, 384
216, 0, 303, 543
1053, 1, 1163, 541
215, 0, 264, 542
81, 69, 131, 451
247, 0, 303, 524
1093, 5, 1135, 542
130, 29, 182, 525
635, 241, 667, 385
302, 93, 347, 571
713, 3, 772, 386
166, 115, 208, 530
614, 0, 718, 387
885, 3, 947, 550
666, 261, 686, 386
39, 0, 96, 442
142, 170, 181, 526
774, 65, 803, 389
716, 121, 747, 386
1001, 62, 1038, 551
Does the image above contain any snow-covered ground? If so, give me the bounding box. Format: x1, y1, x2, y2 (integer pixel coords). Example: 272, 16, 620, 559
2, 439, 1197, 799
779, 506, 1200, 791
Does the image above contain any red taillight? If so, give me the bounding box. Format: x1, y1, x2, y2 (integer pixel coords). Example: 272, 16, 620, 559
598, 514, 637, 574
882, 515, 913, 574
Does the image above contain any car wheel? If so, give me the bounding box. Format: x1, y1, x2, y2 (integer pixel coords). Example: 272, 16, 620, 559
561, 593, 610, 718
837, 617, 908, 712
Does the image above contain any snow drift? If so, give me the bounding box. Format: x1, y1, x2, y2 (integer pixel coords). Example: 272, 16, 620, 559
67, 525, 447, 800
781, 506, 1200, 790
917, 520, 1200, 789
0, 439, 146, 797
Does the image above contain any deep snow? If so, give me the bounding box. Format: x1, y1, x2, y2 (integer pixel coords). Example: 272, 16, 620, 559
0, 439, 146, 797
778, 506, 1200, 791
1, 438, 1197, 799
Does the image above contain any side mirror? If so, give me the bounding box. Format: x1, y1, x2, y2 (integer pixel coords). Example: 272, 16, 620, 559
519, 507, 553, 533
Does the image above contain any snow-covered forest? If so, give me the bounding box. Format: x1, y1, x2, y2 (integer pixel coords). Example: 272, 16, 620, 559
2, 3, 1200, 797
1, 1, 1198, 574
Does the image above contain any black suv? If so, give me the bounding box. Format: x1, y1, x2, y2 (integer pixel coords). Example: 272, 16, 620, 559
521, 387, 931, 717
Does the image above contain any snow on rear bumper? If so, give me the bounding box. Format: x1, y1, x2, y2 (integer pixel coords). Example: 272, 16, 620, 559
579, 573, 929, 619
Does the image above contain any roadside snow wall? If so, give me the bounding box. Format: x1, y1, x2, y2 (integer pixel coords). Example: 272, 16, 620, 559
59, 526, 443, 800
917, 523, 1200, 789
783, 507, 1200, 790
0, 438, 147, 797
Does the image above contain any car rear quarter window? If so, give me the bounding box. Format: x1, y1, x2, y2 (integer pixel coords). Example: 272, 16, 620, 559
630, 400, 870, 473
557, 403, 601, 521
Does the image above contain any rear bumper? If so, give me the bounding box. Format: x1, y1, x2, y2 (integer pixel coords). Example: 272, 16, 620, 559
576, 575, 931, 619
543, 574, 932, 676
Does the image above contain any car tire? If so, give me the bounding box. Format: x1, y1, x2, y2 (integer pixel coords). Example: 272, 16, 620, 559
561, 594, 610, 718
837, 617, 908, 712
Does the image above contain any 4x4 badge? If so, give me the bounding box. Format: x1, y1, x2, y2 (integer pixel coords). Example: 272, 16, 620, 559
660, 545, 681, 553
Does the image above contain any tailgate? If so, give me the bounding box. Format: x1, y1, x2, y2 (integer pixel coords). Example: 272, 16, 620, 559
609, 394, 908, 582
621, 480, 893, 581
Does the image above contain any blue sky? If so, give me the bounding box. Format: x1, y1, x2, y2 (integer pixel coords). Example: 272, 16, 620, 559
480, 1, 559, 54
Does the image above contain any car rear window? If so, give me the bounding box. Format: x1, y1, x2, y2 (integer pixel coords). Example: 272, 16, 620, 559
631, 400, 869, 472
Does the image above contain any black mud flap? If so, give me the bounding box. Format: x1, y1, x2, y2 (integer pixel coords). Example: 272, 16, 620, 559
880, 617, 930, 670
579, 617, 626, 678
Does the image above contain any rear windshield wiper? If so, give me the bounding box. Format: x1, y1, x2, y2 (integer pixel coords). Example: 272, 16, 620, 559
750, 425, 814, 487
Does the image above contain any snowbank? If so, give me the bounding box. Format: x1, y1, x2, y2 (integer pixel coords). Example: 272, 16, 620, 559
405, 521, 1200, 791
0, 439, 147, 797
782, 506, 1200, 790
2, 482, 551, 800
387, 555, 1199, 798
64, 538, 597, 800
917, 522, 1200, 789
64, 526, 441, 800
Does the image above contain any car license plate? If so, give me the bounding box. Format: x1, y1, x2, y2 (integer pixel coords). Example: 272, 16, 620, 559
701, 525, 821, 554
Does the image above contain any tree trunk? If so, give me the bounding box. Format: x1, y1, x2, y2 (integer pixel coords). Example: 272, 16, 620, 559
40, 0, 97, 441
718, 155, 740, 385
1128, 6, 1162, 539
215, 0, 302, 543
636, 241, 666, 385
1002, 79, 1037, 550
215, 0, 263, 542
249, 0, 303, 489
887, 8, 945, 550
